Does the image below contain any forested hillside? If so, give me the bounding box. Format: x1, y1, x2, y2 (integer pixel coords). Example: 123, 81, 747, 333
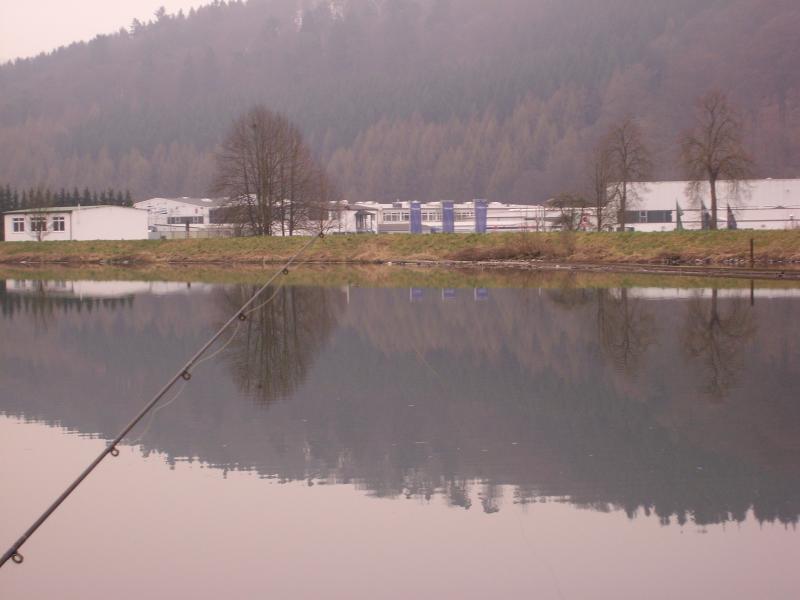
1, 0, 799, 202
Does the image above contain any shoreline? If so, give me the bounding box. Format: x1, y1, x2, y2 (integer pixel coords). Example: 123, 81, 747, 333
0, 231, 799, 281
1, 258, 799, 283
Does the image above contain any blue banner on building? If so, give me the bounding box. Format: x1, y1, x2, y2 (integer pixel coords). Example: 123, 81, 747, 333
442, 201, 455, 233
410, 201, 422, 234
474, 199, 488, 233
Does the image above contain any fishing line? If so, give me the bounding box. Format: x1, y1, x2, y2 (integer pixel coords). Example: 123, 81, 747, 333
127, 379, 190, 446
0, 232, 324, 569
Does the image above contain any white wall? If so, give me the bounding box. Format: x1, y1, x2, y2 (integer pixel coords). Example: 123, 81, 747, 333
71, 207, 148, 240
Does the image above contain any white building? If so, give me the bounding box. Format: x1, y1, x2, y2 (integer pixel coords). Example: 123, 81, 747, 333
614, 179, 800, 232
330, 200, 552, 234
2, 206, 148, 241
134, 197, 229, 237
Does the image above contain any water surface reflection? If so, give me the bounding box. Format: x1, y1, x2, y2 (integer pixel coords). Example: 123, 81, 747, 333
1, 276, 799, 529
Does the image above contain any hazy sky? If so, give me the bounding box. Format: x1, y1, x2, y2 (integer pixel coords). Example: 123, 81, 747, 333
0, 0, 209, 63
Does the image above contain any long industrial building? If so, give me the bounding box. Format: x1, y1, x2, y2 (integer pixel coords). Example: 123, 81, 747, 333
614, 179, 800, 232
331, 200, 551, 234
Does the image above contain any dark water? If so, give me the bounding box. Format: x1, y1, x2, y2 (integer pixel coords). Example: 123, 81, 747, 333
1, 271, 799, 599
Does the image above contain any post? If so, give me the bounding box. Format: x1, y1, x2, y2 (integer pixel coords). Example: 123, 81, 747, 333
442, 201, 455, 233
750, 238, 754, 267
410, 201, 422, 234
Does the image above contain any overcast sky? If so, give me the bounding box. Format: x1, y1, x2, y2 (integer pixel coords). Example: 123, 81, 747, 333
0, 1, 209, 63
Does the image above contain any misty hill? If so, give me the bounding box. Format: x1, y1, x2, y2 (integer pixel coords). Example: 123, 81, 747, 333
1, 0, 799, 202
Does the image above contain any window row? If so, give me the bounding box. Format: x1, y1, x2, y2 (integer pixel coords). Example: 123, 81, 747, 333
624, 210, 673, 224
383, 211, 410, 223
167, 216, 204, 225
383, 210, 475, 223
11, 216, 65, 233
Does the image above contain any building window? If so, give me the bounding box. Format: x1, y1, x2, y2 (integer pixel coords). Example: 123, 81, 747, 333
624, 210, 673, 224
383, 211, 409, 223
52, 216, 65, 232
12, 217, 25, 232
422, 211, 442, 222
455, 210, 475, 222
30, 217, 47, 232
167, 216, 204, 225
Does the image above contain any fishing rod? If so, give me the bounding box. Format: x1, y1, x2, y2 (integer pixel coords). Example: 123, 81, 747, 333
0, 232, 324, 569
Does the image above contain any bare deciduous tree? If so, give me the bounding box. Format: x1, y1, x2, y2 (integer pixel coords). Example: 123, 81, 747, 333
680, 91, 753, 230
604, 118, 652, 231
211, 105, 337, 236
28, 187, 54, 242
549, 192, 587, 231
587, 143, 613, 232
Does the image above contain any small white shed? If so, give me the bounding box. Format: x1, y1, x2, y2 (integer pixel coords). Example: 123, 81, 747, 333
2, 206, 149, 241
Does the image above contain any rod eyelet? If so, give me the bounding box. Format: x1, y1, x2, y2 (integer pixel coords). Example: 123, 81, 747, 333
110, 447, 120, 457
11, 552, 23, 564
181, 371, 192, 381
282, 268, 290, 276
237, 313, 247, 322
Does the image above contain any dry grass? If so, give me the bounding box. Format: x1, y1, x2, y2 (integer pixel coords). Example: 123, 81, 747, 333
1, 231, 799, 266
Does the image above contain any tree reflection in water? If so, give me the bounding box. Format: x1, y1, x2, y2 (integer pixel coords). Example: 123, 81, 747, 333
3, 277, 800, 527
217, 284, 346, 404
682, 288, 755, 400
596, 288, 656, 375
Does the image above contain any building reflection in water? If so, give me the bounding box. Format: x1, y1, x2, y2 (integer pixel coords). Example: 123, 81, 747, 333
1, 277, 799, 526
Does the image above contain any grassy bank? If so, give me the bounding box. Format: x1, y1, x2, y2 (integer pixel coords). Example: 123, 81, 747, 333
0, 231, 799, 266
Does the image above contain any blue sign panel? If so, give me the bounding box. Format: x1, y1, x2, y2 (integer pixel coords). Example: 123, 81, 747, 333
442, 201, 455, 233
410, 201, 422, 234
474, 199, 488, 233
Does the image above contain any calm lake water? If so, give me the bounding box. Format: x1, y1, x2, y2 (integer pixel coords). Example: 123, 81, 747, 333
1, 269, 799, 599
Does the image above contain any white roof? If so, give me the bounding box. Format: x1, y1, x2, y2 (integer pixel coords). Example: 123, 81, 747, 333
135, 197, 227, 208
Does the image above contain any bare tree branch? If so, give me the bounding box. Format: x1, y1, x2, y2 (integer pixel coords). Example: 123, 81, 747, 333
679, 91, 754, 230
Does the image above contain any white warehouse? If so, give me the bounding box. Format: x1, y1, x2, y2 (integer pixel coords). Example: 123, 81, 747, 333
616, 179, 800, 232
134, 197, 228, 237
2, 206, 148, 241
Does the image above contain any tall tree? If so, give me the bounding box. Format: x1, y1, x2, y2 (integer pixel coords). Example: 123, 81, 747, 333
604, 118, 652, 231
680, 91, 753, 230
212, 106, 335, 236
587, 143, 613, 232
